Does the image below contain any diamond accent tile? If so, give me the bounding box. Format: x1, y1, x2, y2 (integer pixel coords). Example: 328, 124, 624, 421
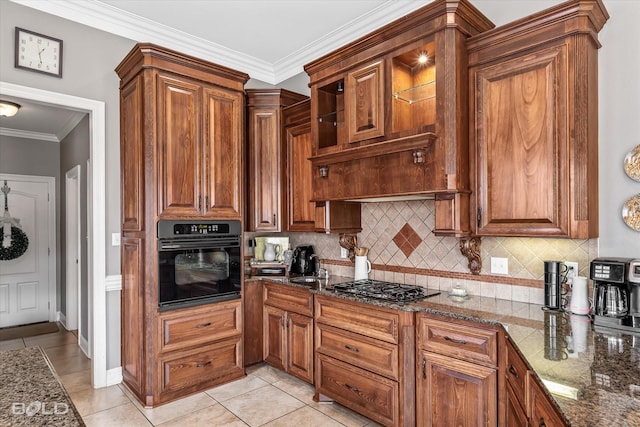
393, 223, 423, 258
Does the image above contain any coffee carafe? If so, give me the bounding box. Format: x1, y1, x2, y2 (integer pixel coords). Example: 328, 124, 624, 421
591, 258, 636, 332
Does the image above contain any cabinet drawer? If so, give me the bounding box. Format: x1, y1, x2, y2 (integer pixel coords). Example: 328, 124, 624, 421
505, 338, 529, 401
158, 300, 242, 353
264, 282, 313, 316
316, 354, 397, 427
315, 295, 399, 344
158, 336, 243, 396
416, 314, 497, 367
316, 323, 398, 380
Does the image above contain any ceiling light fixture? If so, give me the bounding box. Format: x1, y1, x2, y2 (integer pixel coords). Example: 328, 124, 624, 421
0, 101, 21, 117
418, 52, 429, 64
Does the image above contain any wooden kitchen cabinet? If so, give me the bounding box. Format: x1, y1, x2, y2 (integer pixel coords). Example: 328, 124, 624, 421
314, 295, 415, 426
116, 43, 248, 407
246, 89, 308, 232
503, 337, 568, 427
156, 76, 244, 219
282, 99, 362, 234
263, 282, 314, 384
467, 0, 608, 238
415, 313, 499, 427
530, 375, 567, 427
305, 0, 494, 236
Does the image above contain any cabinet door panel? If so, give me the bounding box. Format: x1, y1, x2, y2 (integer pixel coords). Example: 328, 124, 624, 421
346, 61, 384, 143
121, 237, 145, 396
263, 305, 286, 370
417, 351, 497, 427
157, 74, 201, 217
248, 107, 280, 230
120, 76, 145, 231
203, 86, 243, 218
286, 123, 315, 231
287, 312, 314, 384
474, 46, 568, 236
530, 375, 567, 427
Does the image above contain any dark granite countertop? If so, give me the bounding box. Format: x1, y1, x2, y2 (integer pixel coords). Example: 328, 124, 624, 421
249, 276, 640, 427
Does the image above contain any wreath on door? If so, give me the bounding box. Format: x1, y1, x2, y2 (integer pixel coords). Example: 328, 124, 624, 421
0, 181, 29, 261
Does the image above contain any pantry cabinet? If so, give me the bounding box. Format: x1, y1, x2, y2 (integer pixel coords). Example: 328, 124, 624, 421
116, 43, 248, 407
263, 282, 314, 384
467, 0, 608, 238
305, 0, 494, 236
314, 295, 415, 426
246, 89, 308, 232
415, 313, 499, 426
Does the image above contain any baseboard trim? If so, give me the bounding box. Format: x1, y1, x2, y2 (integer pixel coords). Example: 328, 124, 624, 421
106, 367, 122, 387
79, 333, 90, 358
58, 311, 67, 329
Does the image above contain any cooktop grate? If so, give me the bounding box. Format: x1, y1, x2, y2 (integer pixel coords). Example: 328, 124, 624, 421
330, 279, 440, 303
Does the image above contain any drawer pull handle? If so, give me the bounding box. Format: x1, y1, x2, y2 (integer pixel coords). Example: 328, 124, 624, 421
444, 335, 467, 345
344, 344, 359, 353
345, 384, 360, 393
196, 361, 212, 368
195, 322, 212, 329
508, 364, 519, 378
538, 418, 546, 427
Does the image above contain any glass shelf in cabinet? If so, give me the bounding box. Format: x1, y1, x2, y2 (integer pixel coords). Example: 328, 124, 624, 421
393, 80, 436, 105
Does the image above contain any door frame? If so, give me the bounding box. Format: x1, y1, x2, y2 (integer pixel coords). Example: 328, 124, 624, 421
0, 173, 56, 325
0, 82, 107, 388
64, 165, 81, 333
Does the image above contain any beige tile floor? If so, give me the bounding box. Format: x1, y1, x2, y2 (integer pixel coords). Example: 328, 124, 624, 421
0, 325, 381, 427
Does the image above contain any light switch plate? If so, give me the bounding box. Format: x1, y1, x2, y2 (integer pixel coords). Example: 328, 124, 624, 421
340, 247, 349, 259
491, 257, 509, 275
111, 232, 121, 246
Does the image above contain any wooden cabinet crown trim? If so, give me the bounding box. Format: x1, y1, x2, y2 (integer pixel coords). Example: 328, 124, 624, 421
304, 0, 494, 77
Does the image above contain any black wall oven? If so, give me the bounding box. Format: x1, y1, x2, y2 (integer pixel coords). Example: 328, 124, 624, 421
158, 220, 241, 311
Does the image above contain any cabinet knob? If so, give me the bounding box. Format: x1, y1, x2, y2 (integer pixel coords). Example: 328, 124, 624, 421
538, 418, 547, 427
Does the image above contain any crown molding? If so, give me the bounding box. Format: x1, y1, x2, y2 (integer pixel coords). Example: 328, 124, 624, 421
0, 127, 59, 142
11, 0, 428, 85
56, 111, 87, 141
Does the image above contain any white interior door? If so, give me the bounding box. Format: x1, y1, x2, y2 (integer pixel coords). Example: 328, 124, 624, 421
0, 175, 55, 328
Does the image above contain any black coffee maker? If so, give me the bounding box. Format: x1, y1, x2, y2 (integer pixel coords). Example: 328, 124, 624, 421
590, 257, 636, 332
290, 245, 317, 276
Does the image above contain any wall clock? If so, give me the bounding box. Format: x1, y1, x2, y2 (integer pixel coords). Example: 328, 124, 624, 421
14, 27, 63, 77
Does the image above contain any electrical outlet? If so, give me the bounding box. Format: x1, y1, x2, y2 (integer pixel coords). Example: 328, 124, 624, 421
340, 247, 349, 259
491, 257, 509, 275
111, 232, 121, 247
565, 261, 579, 284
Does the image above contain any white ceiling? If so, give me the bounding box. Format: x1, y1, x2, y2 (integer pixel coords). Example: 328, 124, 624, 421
2, 0, 430, 140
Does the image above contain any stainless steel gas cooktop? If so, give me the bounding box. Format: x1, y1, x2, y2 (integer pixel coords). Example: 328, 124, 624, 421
329, 279, 440, 304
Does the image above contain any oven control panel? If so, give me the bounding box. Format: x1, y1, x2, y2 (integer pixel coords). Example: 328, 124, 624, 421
174, 223, 230, 235
158, 220, 240, 239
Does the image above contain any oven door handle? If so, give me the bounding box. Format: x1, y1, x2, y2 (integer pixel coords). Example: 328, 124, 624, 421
159, 239, 240, 251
